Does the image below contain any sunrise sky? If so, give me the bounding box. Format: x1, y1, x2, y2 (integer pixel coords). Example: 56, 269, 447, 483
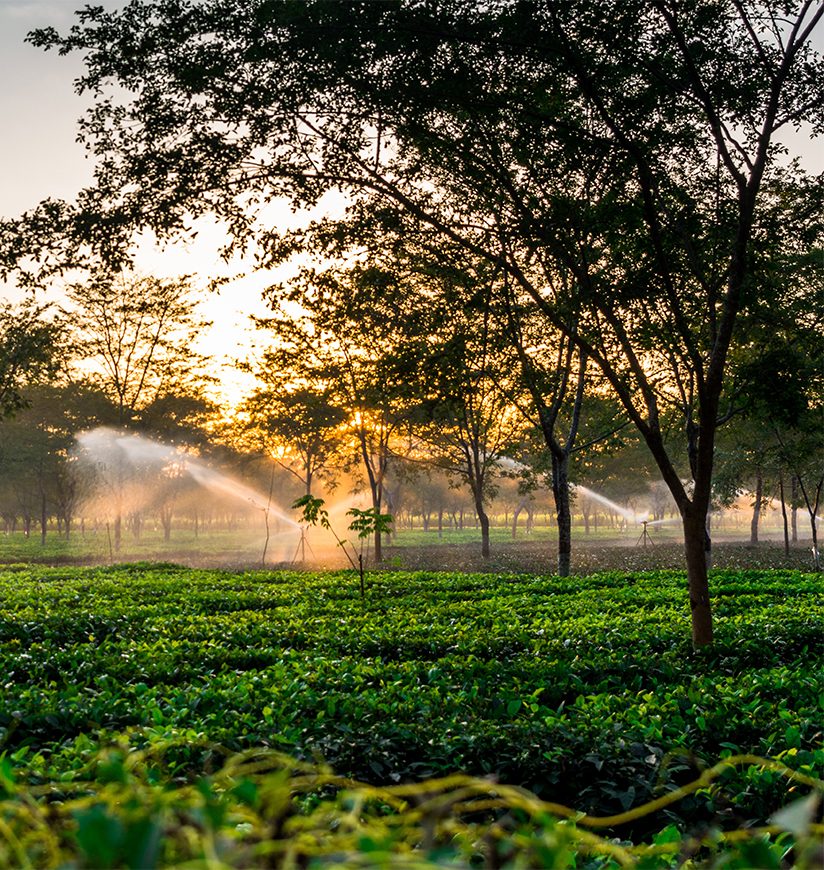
0, 0, 334, 405
1, 0, 822, 405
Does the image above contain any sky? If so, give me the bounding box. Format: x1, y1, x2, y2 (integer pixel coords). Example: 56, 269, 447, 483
0, 0, 311, 405
1, 1, 823, 404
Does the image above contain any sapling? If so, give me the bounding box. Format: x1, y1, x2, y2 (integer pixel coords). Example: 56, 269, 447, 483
292, 495, 393, 597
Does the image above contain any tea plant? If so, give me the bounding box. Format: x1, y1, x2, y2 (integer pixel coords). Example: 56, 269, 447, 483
0, 563, 820, 845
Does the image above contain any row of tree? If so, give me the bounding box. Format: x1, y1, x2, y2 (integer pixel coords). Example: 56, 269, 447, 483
0, 273, 816, 566
0, 362, 808, 554
2, 0, 823, 648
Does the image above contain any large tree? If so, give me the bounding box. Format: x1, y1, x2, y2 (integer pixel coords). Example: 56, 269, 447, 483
65, 272, 213, 549
288, 211, 594, 574
14, 1, 824, 645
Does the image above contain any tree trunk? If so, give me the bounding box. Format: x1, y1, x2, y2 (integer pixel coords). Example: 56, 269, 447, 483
437, 508, 443, 538
791, 476, 799, 543
682, 512, 714, 647
551, 453, 571, 577
750, 472, 763, 544
779, 474, 790, 557
512, 503, 522, 539
40, 494, 48, 546
468, 478, 491, 558
372, 498, 383, 562
478, 506, 490, 558
372, 487, 383, 562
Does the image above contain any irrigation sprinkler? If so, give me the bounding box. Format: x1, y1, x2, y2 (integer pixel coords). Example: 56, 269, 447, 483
291, 525, 317, 565
636, 520, 656, 549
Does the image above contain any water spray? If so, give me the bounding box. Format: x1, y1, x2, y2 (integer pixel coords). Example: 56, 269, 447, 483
74, 427, 302, 563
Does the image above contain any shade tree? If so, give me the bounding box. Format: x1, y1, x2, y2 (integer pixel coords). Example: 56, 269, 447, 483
0, 298, 63, 419
406, 294, 525, 560
14, 0, 824, 645
65, 272, 215, 549
280, 211, 599, 573
0, 380, 119, 542
65, 272, 213, 426
253, 269, 418, 562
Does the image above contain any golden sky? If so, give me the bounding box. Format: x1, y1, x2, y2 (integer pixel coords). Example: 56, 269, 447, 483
0, 1, 345, 407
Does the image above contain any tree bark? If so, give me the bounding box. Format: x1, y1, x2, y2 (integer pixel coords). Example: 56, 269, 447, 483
779, 474, 790, 557
791, 476, 799, 543
479, 508, 490, 558
750, 472, 763, 544
682, 512, 714, 647
369, 480, 383, 562
470, 484, 491, 559
551, 453, 572, 577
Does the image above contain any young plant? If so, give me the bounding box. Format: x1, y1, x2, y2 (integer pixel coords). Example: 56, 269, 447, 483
292, 495, 393, 597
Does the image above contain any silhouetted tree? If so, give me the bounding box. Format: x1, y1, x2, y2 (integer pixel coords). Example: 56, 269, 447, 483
15, 0, 824, 645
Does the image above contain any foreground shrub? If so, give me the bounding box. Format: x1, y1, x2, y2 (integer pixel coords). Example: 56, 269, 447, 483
0, 738, 822, 868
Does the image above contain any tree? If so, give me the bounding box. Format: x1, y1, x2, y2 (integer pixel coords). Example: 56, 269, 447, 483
241, 384, 346, 497
0, 299, 62, 419
741, 346, 824, 568
0, 380, 116, 543
0, 302, 65, 542
254, 270, 414, 563
292, 212, 592, 573
409, 302, 524, 560
20, 1, 824, 646
498, 284, 591, 575
65, 272, 213, 549
65, 272, 212, 426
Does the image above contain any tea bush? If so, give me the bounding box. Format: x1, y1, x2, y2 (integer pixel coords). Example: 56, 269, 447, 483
0, 564, 821, 865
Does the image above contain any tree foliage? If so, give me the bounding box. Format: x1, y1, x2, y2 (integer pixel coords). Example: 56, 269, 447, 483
64, 272, 214, 426
10, 0, 824, 644
0, 299, 63, 419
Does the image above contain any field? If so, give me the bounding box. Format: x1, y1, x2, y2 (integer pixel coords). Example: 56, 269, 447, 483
0, 563, 822, 867
0, 518, 818, 576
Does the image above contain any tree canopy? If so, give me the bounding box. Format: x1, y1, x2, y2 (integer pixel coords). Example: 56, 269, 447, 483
7, 0, 824, 645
